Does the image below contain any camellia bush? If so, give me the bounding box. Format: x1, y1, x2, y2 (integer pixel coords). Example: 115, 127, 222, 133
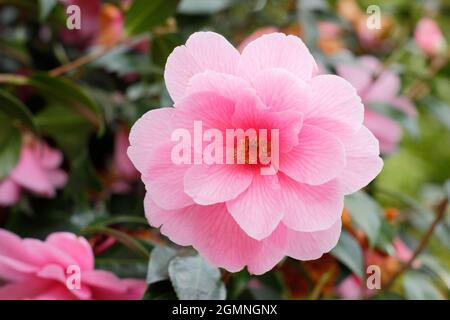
0, 0, 449, 300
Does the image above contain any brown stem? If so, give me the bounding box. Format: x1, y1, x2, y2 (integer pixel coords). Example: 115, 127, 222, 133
383, 197, 448, 291
49, 42, 122, 77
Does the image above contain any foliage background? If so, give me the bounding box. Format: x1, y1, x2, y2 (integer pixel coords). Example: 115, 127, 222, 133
0, 0, 449, 300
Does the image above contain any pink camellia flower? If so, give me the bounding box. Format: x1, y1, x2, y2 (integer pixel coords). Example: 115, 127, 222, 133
0, 139, 67, 206
414, 18, 447, 56
0, 229, 146, 300
128, 32, 383, 274
336, 56, 417, 154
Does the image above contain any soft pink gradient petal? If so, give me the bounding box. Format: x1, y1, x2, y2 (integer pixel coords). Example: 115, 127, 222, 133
280, 125, 346, 185
364, 110, 401, 154
128, 107, 175, 173
306, 75, 364, 133
363, 70, 400, 104
335, 63, 372, 93
251, 68, 310, 112
45, 233, 94, 271
336, 126, 383, 194
238, 27, 279, 52
11, 146, 54, 196
279, 174, 344, 232
237, 33, 316, 82
285, 218, 342, 260
185, 71, 250, 102
0, 229, 146, 300
184, 164, 253, 205
0, 179, 21, 206
145, 198, 288, 275
227, 175, 282, 240
165, 32, 240, 103
141, 143, 193, 210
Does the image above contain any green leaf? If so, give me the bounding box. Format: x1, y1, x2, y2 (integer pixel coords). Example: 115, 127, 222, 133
178, 0, 232, 14
29, 74, 104, 134
345, 191, 382, 247
147, 246, 177, 284
331, 230, 364, 278
0, 115, 21, 179
403, 272, 444, 300
0, 89, 36, 132
151, 33, 182, 69
35, 104, 91, 159
168, 255, 226, 300
39, 0, 58, 21
125, 0, 179, 36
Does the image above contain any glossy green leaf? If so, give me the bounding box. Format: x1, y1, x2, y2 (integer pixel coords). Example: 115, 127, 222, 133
29, 74, 103, 134
345, 191, 383, 247
0, 115, 22, 180
403, 272, 444, 300
147, 246, 177, 284
125, 0, 179, 36
168, 255, 226, 300
0, 89, 36, 132
331, 230, 364, 278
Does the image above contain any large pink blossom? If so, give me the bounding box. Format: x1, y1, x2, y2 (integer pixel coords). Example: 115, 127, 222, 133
336, 56, 417, 154
414, 18, 447, 57
128, 32, 383, 274
0, 139, 67, 206
0, 229, 146, 300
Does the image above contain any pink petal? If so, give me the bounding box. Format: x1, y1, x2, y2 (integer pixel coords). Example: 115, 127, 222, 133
285, 218, 342, 260
185, 71, 250, 102
336, 125, 383, 194
82, 270, 146, 299
11, 145, 54, 196
238, 27, 279, 52
251, 68, 311, 112
335, 63, 372, 94
306, 75, 364, 133
391, 96, 417, 117
128, 107, 175, 173
279, 125, 346, 185
363, 70, 400, 104
141, 143, 193, 210
237, 33, 316, 82
184, 164, 254, 205
0, 179, 21, 206
279, 174, 344, 232
226, 175, 283, 240
145, 199, 288, 275
165, 32, 240, 103
174, 91, 235, 132
364, 110, 401, 154
45, 232, 94, 271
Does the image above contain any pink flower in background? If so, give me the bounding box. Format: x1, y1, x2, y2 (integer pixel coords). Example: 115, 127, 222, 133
336, 56, 417, 154
414, 18, 447, 56
0, 139, 67, 206
128, 32, 383, 274
111, 125, 139, 193
60, 0, 101, 47
0, 229, 146, 300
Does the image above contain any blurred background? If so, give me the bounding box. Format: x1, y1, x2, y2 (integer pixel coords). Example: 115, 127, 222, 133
0, 0, 449, 300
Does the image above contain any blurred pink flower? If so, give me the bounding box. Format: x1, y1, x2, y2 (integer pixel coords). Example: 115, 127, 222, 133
111, 125, 139, 193
336, 56, 417, 154
128, 32, 383, 274
0, 229, 146, 300
60, 0, 101, 47
0, 139, 67, 206
414, 18, 447, 56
